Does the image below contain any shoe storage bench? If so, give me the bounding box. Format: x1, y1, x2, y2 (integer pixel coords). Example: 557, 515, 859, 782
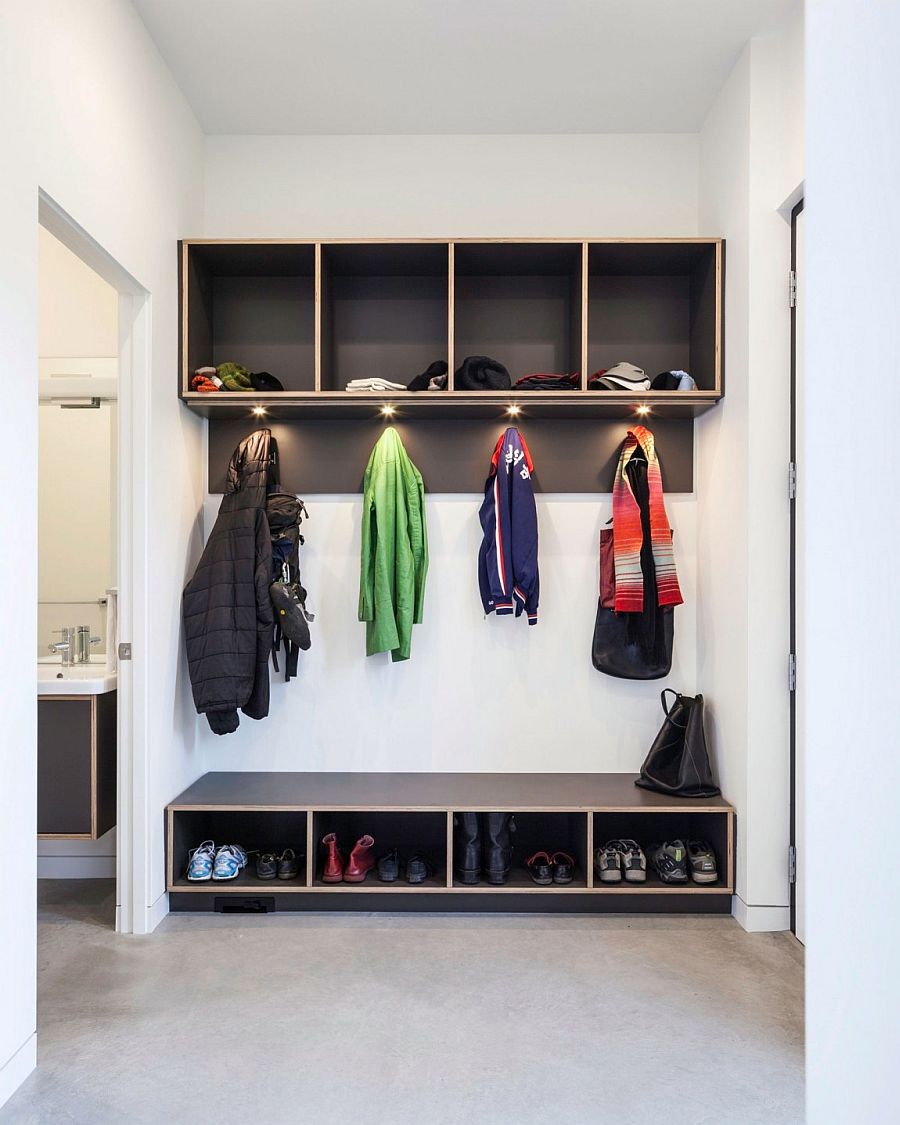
166, 773, 734, 914
179, 238, 723, 420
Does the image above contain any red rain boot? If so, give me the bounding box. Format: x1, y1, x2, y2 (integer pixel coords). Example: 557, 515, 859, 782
321, 833, 344, 884
343, 835, 375, 883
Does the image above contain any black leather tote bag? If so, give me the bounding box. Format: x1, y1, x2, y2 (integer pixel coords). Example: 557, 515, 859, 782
592, 602, 674, 679
635, 690, 721, 798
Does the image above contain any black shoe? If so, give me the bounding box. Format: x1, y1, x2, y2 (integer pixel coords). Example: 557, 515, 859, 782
256, 852, 278, 880
454, 813, 482, 884
405, 855, 434, 885
277, 848, 300, 880
377, 848, 401, 883
651, 840, 689, 884
551, 851, 576, 885
484, 812, 514, 885
525, 851, 553, 886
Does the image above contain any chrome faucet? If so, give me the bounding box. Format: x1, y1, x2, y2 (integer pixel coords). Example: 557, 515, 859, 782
48, 625, 100, 666
76, 625, 101, 663
48, 626, 76, 667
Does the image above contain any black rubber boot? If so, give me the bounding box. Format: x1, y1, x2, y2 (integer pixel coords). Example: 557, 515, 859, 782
454, 813, 482, 884
483, 812, 514, 885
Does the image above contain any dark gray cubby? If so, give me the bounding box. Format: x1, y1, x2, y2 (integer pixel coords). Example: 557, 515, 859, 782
320, 243, 449, 390
452, 811, 589, 890
169, 809, 308, 890
453, 242, 583, 382
592, 810, 732, 891
312, 810, 447, 888
182, 242, 316, 391
587, 242, 720, 390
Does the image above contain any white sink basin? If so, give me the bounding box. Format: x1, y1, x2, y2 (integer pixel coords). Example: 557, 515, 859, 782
38, 655, 117, 696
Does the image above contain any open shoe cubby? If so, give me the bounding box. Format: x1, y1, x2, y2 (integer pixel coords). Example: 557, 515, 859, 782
166, 773, 734, 913
168, 809, 309, 892
312, 810, 448, 890
179, 238, 723, 419
592, 811, 733, 894
451, 811, 589, 891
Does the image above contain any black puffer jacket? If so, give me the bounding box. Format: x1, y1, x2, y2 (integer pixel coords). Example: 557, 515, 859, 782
183, 429, 276, 735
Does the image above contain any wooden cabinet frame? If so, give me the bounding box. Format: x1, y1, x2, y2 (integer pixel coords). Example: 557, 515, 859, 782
179, 238, 723, 420
166, 772, 734, 911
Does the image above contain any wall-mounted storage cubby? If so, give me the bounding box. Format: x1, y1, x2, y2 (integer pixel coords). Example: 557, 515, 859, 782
453, 242, 583, 382
179, 239, 723, 419
182, 242, 316, 392
320, 243, 449, 391
166, 773, 734, 912
587, 242, 720, 391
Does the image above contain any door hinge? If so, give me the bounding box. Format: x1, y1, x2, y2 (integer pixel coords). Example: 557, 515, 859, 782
789, 269, 797, 308
118, 642, 132, 661
789, 845, 797, 884
788, 652, 797, 692
788, 461, 797, 500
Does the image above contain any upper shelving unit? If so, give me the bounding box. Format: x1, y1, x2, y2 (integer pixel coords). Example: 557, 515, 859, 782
179, 238, 723, 420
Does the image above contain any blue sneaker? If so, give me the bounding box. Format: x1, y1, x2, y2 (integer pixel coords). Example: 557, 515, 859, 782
212, 843, 248, 881
186, 839, 216, 881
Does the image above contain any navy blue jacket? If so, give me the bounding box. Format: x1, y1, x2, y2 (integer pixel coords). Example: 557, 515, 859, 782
478, 428, 539, 624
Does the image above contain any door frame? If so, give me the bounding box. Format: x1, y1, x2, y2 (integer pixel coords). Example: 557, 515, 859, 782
38, 191, 149, 934
789, 197, 804, 937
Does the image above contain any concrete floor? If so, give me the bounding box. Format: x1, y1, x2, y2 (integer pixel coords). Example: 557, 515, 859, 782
1, 881, 803, 1125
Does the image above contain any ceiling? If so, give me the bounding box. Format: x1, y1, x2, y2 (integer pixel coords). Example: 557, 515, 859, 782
133, 0, 796, 136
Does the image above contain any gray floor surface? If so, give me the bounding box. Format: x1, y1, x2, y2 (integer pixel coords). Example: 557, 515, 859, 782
1, 880, 804, 1125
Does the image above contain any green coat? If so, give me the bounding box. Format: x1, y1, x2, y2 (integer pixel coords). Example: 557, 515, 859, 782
358, 427, 428, 661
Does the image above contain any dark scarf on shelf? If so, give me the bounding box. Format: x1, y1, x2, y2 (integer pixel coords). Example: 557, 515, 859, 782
454, 355, 512, 391
407, 360, 448, 392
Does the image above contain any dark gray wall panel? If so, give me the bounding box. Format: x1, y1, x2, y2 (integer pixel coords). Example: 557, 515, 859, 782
208, 417, 693, 494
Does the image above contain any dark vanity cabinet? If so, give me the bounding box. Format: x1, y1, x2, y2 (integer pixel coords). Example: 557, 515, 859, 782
37, 692, 117, 839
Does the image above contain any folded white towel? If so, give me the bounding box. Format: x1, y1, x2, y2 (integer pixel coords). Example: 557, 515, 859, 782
345, 378, 407, 392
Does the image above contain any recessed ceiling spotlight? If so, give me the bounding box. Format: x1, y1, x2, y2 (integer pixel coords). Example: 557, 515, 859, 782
252, 405, 268, 417
380, 404, 396, 417
506, 404, 522, 417
635, 405, 651, 416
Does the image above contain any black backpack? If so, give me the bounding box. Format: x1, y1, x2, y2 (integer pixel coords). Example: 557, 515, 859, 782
266, 489, 313, 681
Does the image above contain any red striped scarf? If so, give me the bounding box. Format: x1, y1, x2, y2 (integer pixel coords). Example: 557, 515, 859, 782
612, 425, 683, 612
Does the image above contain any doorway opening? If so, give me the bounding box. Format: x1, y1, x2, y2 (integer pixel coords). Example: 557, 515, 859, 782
37, 192, 147, 934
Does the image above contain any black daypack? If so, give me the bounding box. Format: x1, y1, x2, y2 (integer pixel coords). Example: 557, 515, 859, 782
266, 490, 313, 681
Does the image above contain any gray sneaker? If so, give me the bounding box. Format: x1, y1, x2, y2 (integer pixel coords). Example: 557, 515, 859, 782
615, 839, 647, 883
595, 842, 623, 883
650, 840, 689, 884
687, 840, 718, 884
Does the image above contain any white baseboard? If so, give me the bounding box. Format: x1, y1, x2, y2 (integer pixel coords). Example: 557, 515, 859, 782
0, 1033, 36, 1111
146, 890, 169, 934
732, 895, 791, 932
37, 855, 116, 879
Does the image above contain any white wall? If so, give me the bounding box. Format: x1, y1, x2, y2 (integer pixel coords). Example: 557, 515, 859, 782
200, 133, 702, 773
805, 2, 900, 1120
696, 5, 803, 928
200, 491, 698, 772
204, 134, 699, 238
38, 225, 118, 357
0, 0, 204, 1106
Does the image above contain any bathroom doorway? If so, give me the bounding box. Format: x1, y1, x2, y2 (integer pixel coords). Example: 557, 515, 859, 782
37, 193, 147, 934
